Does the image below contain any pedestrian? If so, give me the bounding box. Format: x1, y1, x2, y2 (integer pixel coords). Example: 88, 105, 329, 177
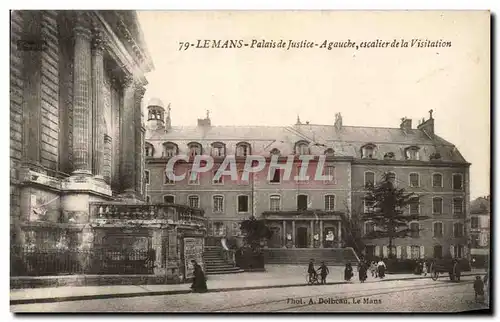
344, 262, 353, 281
190, 260, 207, 293
452, 259, 461, 282
422, 261, 428, 277
318, 261, 330, 284
307, 259, 317, 283
370, 261, 377, 278
473, 276, 485, 302
377, 259, 386, 278
358, 261, 367, 283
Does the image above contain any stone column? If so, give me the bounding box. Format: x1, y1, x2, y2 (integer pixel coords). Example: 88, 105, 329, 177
337, 221, 342, 247
119, 75, 137, 194
103, 134, 112, 183
309, 220, 314, 248
71, 13, 92, 175
91, 28, 105, 179
319, 220, 324, 248
292, 221, 296, 248
152, 228, 165, 275
282, 220, 286, 248
134, 84, 146, 196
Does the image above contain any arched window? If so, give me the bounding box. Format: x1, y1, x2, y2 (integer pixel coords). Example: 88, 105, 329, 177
324, 195, 335, 211
409, 173, 419, 187
270, 194, 281, 211
432, 197, 443, 214
361, 143, 376, 159
295, 141, 310, 155
433, 222, 443, 238
453, 222, 464, 238
364, 171, 375, 188
163, 142, 178, 157
405, 146, 420, 160
211, 142, 226, 157
410, 222, 420, 238
236, 142, 251, 157
213, 195, 224, 213
432, 173, 443, 187
145, 142, 154, 157
188, 195, 200, 208
324, 148, 335, 157
187, 142, 203, 156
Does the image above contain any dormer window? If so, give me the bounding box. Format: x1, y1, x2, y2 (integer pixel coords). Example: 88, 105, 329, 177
361, 143, 376, 159
270, 148, 281, 156
188, 142, 203, 157
145, 142, 154, 157
163, 142, 178, 157
405, 146, 420, 160
324, 148, 335, 157
236, 142, 251, 157
295, 141, 310, 155
211, 142, 226, 157
384, 152, 395, 160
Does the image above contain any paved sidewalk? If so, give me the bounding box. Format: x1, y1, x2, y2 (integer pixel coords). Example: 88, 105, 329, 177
10, 265, 486, 305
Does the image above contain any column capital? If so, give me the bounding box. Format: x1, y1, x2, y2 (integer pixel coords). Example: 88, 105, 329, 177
91, 28, 105, 53
73, 12, 92, 39
122, 74, 135, 88
134, 84, 146, 99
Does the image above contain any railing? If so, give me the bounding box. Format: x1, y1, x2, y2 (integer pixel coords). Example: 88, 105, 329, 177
89, 203, 206, 227
205, 245, 236, 267
11, 247, 156, 276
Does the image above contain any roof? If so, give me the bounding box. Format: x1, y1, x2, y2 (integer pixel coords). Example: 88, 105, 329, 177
470, 197, 490, 214
147, 98, 165, 108
145, 122, 468, 163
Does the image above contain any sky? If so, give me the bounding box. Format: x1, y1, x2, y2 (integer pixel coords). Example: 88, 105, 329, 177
137, 11, 490, 200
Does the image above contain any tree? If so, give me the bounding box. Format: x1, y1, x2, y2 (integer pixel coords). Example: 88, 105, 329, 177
363, 172, 428, 258
239, 216, 273, 253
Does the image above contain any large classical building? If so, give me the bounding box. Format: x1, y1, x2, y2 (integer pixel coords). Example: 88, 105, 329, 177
145, 100, 471, 261
10, 11, 206, 282
469, 196, 490, 267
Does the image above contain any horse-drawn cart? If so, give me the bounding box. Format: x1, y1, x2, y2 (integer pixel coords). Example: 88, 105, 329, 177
429, 258, 466, 281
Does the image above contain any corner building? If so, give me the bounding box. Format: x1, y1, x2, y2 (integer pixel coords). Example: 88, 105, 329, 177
144, 105, 470, 261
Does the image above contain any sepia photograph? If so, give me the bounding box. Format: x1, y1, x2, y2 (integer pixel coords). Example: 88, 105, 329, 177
8, 9, 491, 313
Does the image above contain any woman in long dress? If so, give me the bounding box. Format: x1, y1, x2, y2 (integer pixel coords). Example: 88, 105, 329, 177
358, 261, 367, 283
377, 259, 386, 278
190, 260, 208, 293
344, 263, 353, 281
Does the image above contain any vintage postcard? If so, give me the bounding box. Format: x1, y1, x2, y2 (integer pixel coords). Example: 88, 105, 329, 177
9, 10, 490, 313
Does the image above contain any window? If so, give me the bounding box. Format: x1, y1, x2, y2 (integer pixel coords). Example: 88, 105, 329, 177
361, 144, 376, 159
409, 197, 420, 215
295, 141, 310, 155
145, 143, 154, 157
213, 195, 224, 213
144, 170, 150, 185
324, 148, 335, 156
188, 142, 202, 157
453, 174, 463, 190
454, 223, 464, 238
364, 221, 375, 236
471, 233, 480, 248
236, 142, 251, 157
164, 170, 174, 184
433, 245, 443, 258
432, 173, 443, 187
163, 195, 175, 204
410, 222, 420, 238
211, 142, 226, 157
454, 245, 464, 258
270, 195, 281, 211
188, 195, 199, 209
324, 195, 335, 211
410, 246, 420, 259
145, 195, 151, 203
433, 222, 443, 238
163, 142, 178, 157
471, 216, 479, 229
364, 172, 375, 188
212, 170, 224, 185
238, 195, 249, 213
364, 199, 375, 213
432, 198, 443, 214
324, 165, 335, 183
270, 168, 281, 183
270, 148, 280, 156
453, 198, 463, 214
187, 170, 200, 185
409, 173, 419, 187
297, 194, 308, 211
405, 147, 420, 160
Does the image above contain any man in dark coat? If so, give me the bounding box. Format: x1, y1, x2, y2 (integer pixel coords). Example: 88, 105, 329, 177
317, 261, 330, 284
344, 263, 353, 281
358, 261, 367, 283
308, 259, 317, 283
190, 260, 207, 293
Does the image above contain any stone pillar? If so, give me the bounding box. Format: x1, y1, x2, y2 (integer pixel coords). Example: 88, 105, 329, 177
119, 75, 137, 194
291, 221, 296, 248
134, 84, 146, 196
91, 28, 105, 179
152, 228, 165, 275
337, 221, 342, 247
319, 220, 324, 248
282, 220, 286, 248
72, 13, 92, 175
309, 220, 314, 248
103, 134, 112, 183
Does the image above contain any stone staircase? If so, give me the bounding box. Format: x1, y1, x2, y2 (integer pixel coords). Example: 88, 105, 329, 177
203, 247, 244, 275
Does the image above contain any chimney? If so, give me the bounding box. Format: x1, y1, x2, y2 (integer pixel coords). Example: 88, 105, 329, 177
400, 117, 412, 131
334, 113, 343, 130
197, 109, 212, 127
165, 103, 172, 132
296, 115, 302, 125
417, 109, 435, 136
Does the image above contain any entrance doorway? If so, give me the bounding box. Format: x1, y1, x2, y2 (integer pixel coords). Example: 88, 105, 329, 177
296, 227, 308, 248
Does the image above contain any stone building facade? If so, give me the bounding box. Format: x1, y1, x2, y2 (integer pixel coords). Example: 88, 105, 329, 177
10, 11, 206, 281
469, 196, 490, 267
144, 100, 471, 261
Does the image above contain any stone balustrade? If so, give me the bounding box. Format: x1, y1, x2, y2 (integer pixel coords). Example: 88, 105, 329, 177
89, 202, 206, 226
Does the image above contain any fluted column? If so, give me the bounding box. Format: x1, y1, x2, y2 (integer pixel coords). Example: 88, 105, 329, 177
134, 84, 146, 196
72, 13, 92, 174
91, 28, 105, 178
120, 74, 137, 193
310, 220, 314, 248
319, 220, 324, 248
